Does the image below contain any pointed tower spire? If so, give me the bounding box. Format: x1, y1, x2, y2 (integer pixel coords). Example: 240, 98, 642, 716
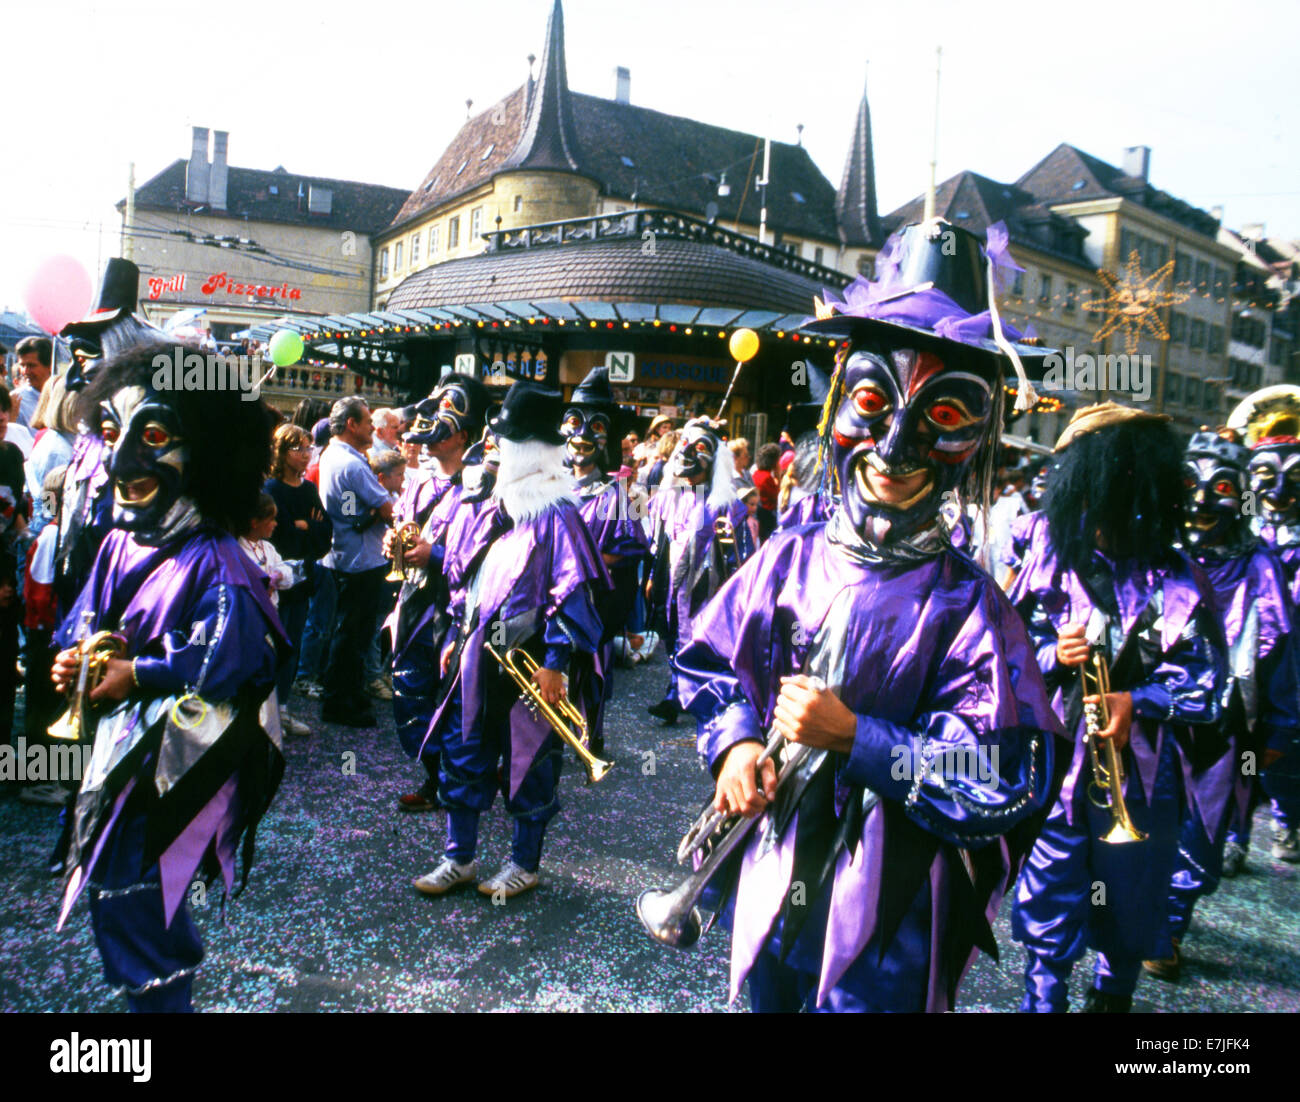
836, 68, 881, 247
502, 0, 583, 172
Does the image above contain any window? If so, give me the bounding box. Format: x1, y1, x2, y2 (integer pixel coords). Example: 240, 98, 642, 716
379, 247, 389, 280
410, 233, 420, 266
1189, 318, 1206, 349
513, 195, 523, 212
1195, 260, 1211, 292
1120, 228, 1134, 261
1038, 274, 1052, 307
1271, 337, 1290, 368
791, 191, 806, 204
448, 216, 460, 249
470, 207, 483, 238
857, 254, 873, 276
1205, 384, 1219, 411
481, 144, 495, 161
1174, 251, 1192, 285
1012, 269, 1025, 297
1208, 324, 1224, 354
1165, 373, 1183, 403
813, 246, 824, 265
620, 155, 635, 168
1214, 267, 1230, 297
1186, 377, 1201, 405
1064, 281, 1078, 312
456, 160, 468, 176
1169, 312, 1187, 341
429, 224, 440, 254
394, 241, 403, 270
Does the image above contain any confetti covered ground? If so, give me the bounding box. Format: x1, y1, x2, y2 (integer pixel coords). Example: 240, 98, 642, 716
1, 656, 1297, 1013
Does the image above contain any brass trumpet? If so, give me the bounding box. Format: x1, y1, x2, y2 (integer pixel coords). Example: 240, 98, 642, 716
638, 677, 829, 949
485, 643, 614, 784
49, 611, 126, 743
1081, 647, 1147, 845
385, 521, 422, 583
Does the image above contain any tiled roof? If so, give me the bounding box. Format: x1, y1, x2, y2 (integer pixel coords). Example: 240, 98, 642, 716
385, 234, 828, 315
390, 94, 839, 242
1016, 143, 1220, 239
883, 170, 1090, 267
125, 160, 409, 234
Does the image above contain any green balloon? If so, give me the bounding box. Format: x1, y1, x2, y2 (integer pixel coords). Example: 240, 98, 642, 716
269, 329, 304, 367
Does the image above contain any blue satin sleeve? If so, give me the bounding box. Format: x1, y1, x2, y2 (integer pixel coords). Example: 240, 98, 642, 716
1258, 630, 1300, 756
1129, 611, 1224, 725
842, 708, 1051, 849
543, 585, 603, 671
131, 582, 280, 701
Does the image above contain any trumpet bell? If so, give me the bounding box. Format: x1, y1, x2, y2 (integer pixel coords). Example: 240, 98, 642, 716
1100, 820, 1148, 844
636, 888, 702, 949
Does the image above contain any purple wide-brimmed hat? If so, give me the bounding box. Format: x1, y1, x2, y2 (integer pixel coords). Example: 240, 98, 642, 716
799, 219, 1056, 411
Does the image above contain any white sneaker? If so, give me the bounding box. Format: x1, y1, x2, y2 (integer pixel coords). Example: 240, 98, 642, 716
477, 860, 539, 898
413, 858, 478, 895
637, 630, 660, 662
19, 782, 68, 807
279, 708, 311, 737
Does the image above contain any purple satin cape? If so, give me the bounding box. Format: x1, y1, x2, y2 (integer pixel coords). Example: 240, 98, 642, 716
675, 522, 1062, 1010
425, 501, 609, 791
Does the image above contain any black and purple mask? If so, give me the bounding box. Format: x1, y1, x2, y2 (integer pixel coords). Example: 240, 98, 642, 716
405, 378, 479, 447
100, 383, 193, 543
1249, 439, 1300, 528
671, 422, 719, 483
560, 406, 613, 474
829, 343, 997, 544
1183, 432, 1250, 550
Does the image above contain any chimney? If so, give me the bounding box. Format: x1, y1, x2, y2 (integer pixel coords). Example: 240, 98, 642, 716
1242, 222, 1266, 241
614, 66, 630, 104
1122, 144, 1150, 181
210, 130, 229, 211
1210, 204, 1225, 222
185, 126, 210, 204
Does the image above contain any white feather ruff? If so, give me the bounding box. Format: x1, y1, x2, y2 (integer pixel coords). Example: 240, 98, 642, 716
495, 438, 577, 521
707, 440, 738, 510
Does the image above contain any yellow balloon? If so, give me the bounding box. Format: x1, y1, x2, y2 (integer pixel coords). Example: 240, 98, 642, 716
729, 327, 759, 363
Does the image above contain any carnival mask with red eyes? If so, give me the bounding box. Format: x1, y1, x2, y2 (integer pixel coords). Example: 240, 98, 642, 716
1249, 441, 1300, 528
559, 407, 612, 473
671, 424, 719, 483
100, 384, 191, 542
831, 344, 995, 543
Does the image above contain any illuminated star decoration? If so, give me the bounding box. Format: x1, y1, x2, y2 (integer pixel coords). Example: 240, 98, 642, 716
1083, 249, 1190, 355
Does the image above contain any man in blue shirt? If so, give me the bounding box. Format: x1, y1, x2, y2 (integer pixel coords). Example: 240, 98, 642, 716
319, 396, 394, 726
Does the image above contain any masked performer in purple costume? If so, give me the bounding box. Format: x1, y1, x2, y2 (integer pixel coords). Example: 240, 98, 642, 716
999, 464, 1050, 591
386, 374, 488, 813
412, 383, 608, 898
561, 366, 651, 754
1228, 385, 1300, 864
1140, 431, 1298, 981
1008, 403, 1228, 1013
50, 337, 286, 1013
646, 418, 746, 726
668, 219, 1064, 1012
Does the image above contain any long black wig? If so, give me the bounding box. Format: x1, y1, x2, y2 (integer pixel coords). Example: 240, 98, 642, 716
1044, 417, 1185, 576
77, 335, 277, 537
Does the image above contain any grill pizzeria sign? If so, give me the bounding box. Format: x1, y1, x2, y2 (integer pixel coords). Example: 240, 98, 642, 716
146, 272, 303, 301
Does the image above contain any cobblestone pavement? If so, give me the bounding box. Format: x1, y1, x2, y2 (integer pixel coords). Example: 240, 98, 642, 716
2, 656, 1296, 1012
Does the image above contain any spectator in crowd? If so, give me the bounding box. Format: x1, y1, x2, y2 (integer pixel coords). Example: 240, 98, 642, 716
363, 449, 408, 700
752, 442, 781, 514
636, 415, 673, 481
26, 374, 76, 534
13, 336, 52, 429
0, 384, 35, 459
645, 429, 678, 493
369, 408, 403, 461
18, 465, 66, 805
729, 437, 754, 491
264, 424, 332, 727
238, 493, 305, 736
622, 433, 639, 466
318, 397, 393, 727
0, 427, 28, 768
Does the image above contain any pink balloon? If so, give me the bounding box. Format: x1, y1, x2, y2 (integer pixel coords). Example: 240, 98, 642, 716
24, 255, 94, 335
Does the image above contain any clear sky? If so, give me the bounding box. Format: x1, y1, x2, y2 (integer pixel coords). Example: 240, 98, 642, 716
2, 0, 1296, 313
